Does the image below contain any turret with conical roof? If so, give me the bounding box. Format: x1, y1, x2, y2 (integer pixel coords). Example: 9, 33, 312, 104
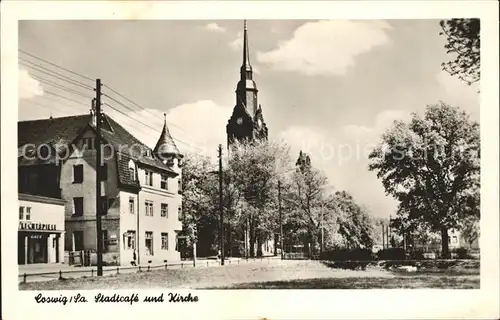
153, 113, 183, 166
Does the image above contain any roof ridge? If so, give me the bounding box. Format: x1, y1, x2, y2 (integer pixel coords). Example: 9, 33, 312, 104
18, 114, 90, 124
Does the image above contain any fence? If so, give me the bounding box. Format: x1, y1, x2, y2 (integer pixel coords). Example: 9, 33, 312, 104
19, 255, 279, 284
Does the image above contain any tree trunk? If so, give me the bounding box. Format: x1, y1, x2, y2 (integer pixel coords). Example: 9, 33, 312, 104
273, 233, 278, 256
441, 227, 450, 258
256, 233, 263, 257
249, 218, 256, 258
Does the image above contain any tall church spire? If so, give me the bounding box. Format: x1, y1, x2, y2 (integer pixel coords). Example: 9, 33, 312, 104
241, 19, 252, 79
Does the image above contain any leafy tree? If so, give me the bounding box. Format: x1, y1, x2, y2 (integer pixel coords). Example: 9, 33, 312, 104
284, 168, 335, 256
369, 102, 480, 257
333, 191, 374, 250
460, 215, 479, 249
180, 153, 219, 256
228, 139, 292, 257
439, 18, 480, 85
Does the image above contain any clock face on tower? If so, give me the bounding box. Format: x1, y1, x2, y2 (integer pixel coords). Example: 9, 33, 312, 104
237, 117, 243, 125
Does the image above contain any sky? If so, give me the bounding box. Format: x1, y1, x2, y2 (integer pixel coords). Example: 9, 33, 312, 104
18, 19, 479, 219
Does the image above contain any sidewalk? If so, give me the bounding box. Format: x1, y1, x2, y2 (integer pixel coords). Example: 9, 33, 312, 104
19, 255, 280, 283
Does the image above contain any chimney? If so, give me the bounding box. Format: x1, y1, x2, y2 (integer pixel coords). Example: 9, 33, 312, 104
91, 98, 97, 126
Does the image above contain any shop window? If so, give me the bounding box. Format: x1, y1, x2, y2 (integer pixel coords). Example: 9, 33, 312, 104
73, 197, 84, 216
145, 231, 153, 256
26, 207, 31, 220
161, 233, 168, 250
73, 164, 83, 183
73, 231, 84, 251
161, 203, 168, 218
19, 206, 24, 220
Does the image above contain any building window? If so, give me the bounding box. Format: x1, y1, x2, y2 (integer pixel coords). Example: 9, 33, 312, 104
145, 201, 154, 216
161, 203, 168, 218
100, 164, 108, 181
73, 197, 84, 216
124, 231, 136, 250
145, 231, 153, 255
178, 178, 182, 194
145, 171, 153, 187
161, 233, 168, 250
19, 206, 24, 220
178, 205, 182, 221
161, 175, 168, 190
26, 207, 31, 220
73, 231, 84, 251
73, 164, 83, 183
82, 137, 94, 150
129, 197, 135, 214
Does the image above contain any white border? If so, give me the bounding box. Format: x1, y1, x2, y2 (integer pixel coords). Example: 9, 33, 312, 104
2, 1, 499, 319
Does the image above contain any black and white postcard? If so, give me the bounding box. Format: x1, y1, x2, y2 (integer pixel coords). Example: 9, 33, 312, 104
1, 1, 499, 319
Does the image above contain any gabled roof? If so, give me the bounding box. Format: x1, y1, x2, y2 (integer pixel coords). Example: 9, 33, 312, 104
18, 114, 91, 148
18, 113, 178, 185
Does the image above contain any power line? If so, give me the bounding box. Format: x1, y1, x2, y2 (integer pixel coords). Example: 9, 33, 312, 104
102, 102, 204, 153
102, 84, 192, 135
19, 59, 94, 91
102, 93, 204, 151
20, 99, 77, 116
31, 74, 94, 100
19, 49, 94, 82
45, 90, 92, 109
37, 94, 89, 113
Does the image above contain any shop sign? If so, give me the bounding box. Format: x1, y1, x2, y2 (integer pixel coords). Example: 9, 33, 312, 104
19, 221, 57, 231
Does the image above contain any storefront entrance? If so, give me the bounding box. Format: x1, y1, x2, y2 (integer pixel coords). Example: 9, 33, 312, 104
18, 232, 53, 264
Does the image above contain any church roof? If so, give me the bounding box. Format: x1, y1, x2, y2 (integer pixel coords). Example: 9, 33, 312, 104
153, 113, 182, 158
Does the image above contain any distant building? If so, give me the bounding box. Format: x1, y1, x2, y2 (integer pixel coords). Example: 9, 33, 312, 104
18, 111, 183, 266
18, 193, 65, 265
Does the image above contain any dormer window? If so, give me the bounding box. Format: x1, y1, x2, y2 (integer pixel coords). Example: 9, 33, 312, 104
143, 149, 152, 158
81, 137, 95, 150
128, 160, 136, 181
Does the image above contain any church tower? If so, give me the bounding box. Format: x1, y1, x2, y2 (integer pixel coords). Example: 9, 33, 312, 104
227, 20, 268, 147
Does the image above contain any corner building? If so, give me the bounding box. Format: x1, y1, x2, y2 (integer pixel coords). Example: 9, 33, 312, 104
18, 112, 183, 266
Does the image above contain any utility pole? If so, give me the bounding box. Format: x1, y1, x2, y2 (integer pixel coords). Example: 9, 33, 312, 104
218, 144, 225, 266
95, 79, 103, 276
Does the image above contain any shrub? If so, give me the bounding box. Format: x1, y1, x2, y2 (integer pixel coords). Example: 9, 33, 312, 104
452, 247, 470, 259
320, 248, 374, 261
377, 248, 406, 260
409, 249, 425, 260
